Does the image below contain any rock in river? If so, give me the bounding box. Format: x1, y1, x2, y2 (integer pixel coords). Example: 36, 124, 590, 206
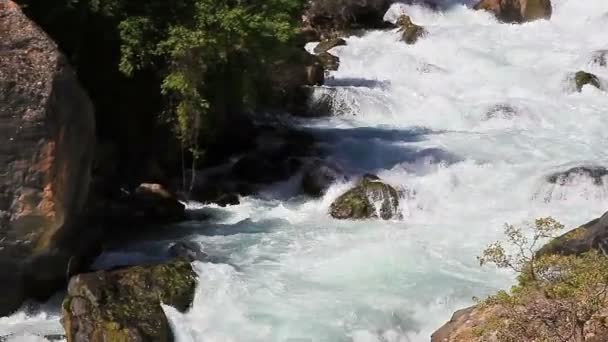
474, 0, 552, 23
62, 259, 197, 342
330, 175, 401, 220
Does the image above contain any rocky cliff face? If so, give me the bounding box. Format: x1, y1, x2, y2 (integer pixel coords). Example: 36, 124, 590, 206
303, 0, 392, 38
0, 0, 96, 315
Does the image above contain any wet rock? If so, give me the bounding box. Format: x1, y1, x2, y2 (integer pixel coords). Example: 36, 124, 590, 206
573, 71, 601, 92
0, 0, 96, 315
590, 50, 608, 67
547, 166, 608, 186
301, 160, 347, 197
314, 38, 347, 54
168, 241, 208, 262
396, 15, 427, 44
268, 50, 325, 114
62, 260, 197, 342
317, 52, 340, 71
474, 0, 552, 23
330, 175, 401, 220
485, 104, 519, 120
215, 193, 240, 207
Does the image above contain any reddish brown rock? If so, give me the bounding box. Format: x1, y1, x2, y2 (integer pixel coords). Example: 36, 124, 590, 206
0, 0, 95, 315
474, 0, 552, 23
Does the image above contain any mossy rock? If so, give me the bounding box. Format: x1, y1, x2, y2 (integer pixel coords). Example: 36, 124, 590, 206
62, 260, 197, 342
574, 71, 601, 92
314, 38, 346, 54
396, 15, 426, 45
330, 175, 401, 220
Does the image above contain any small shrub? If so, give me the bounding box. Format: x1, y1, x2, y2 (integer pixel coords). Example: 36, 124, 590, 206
478, 218, 608, 342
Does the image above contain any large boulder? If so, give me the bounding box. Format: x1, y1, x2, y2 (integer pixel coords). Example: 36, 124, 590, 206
62, 259, 197, 342
0, 1, 96, 315
396, 15, 427, 45
474, 0, 552, 23
330, 175, 401, 220
303, 0, 393, 37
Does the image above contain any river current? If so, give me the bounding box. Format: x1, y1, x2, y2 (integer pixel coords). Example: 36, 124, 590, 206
2, 0, 608, 341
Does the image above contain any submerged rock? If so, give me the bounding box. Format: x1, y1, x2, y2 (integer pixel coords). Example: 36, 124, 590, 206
590, 50, 608, 67
396, 15, 427, 44
314, 38, 347, 54
330, 175, 401, 220
484, 104, 519, 120
62, 260, 197, 342
474, 0, 552, 23
0, 0, 96, 315
301, 160, 347, 197
546, 166, 608, 186
573, 71, 601, 92
169, 241, 209, 262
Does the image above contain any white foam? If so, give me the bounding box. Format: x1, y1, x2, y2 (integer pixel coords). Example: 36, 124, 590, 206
3, 0, 608, 341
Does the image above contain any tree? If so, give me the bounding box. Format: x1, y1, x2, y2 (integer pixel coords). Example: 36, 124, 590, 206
115, 0, 306, 190
477, 218, 608, 342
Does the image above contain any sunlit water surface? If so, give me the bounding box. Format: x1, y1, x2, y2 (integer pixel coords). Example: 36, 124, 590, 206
3, 0, 608, 341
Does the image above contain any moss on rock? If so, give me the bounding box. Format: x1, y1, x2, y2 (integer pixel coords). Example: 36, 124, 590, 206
574, 71, 601, 92
330, 175, 401, 220
62, 260, 197, 342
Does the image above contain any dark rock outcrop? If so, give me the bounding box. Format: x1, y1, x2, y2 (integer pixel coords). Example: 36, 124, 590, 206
474, 0, 552, 23
573, 71, 601, 92
268, 51, 325, 114
301, 160, 347, 197
317, 52, 341, 71
85, 182, 186, 226
538, 211, 608, 257
0, 1, 96, 316
330, 175, 401, 220
168, 241, 209, 262
547, 166, 608, 186
396, 15, 427, 44
62, 259, 197, 342
303, 0, 392, 38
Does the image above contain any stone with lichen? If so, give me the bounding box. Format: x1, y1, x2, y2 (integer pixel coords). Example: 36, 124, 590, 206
330, 175, 401, 220
62, 260, 197, 342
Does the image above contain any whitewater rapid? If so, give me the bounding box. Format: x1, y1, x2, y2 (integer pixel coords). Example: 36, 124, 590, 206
3, 0, 608, 341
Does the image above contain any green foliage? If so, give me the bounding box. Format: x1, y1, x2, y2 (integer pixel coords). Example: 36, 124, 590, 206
477, 218, 608, 341
116, 0, 306, 151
